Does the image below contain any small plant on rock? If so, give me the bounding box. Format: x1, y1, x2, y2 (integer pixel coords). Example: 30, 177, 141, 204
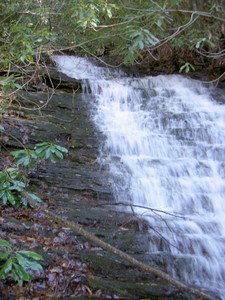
0, 142, 68, 287
0, 238, 43, 286
0, 142, 68, 207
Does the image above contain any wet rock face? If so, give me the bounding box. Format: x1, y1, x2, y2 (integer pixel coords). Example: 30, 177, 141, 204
1, 68, 215, 299
3, 86, 113, 202
43, 66, 82, 92
0, 73, 161, 298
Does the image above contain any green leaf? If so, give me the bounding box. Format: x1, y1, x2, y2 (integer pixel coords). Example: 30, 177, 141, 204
7, 192, 16, 205
35, 143, 67, 162
147, 34, 159, 45
16, 253, 43, 271
53, 149, 64, 160
0, 172, 7, 181
106, 8, 112, 18
35, 142, 49, 148
11, 149, 37, 167
6, 168, 21, 179
50, 144, 56, 152
138, 40, 144, 50
14, 83, 22, 89
156, 18, 162, 27
0, 239, 11, 249
35, 144, 49, 157
18, 251, 43, 261
10, 180, 26, 190
45, 147, 52, 159
13, 263, 31, 285
11, 150, 25, 156
26, 192, 42, 203
0, 125, 5, 131
15, 253, 29, 267
0, 258, 13, 279
2, 194, 8, 205
179, 62, 195, 74
12, 268, 18, 281
18, 156, 31, 166
25, 260, 43, 271
0, 251, 11, 260
36, 37, 43, 43
55, 145, 68, 153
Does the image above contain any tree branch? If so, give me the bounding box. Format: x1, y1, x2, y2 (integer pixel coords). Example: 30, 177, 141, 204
20, 190, 212, 300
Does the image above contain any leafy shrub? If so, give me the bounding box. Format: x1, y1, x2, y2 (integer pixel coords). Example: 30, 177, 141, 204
0, 75, 22, 93
0, 143, 68, 206
0, 168, 27, 206
11, 142, 68, 166
35, 142, 68, 162
179, 62, 195, 73
0, 238, 43, 286
0, 142, 67, 285
10, 149, 40, 168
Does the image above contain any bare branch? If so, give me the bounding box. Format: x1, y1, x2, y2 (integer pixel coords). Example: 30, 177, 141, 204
149, 13, 198, 51
20, 190, 213, 300
96, 202, 186, 219
196, 48, 225, 59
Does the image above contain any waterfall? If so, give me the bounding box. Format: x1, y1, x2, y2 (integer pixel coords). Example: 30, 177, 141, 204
54, 55, 225, 298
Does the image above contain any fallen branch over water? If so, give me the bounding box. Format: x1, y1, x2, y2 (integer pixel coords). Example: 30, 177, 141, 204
20, 191, 212, 300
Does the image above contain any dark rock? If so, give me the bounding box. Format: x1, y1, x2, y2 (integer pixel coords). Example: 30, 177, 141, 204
1, 66, 216, 299
43, 66, 82, 91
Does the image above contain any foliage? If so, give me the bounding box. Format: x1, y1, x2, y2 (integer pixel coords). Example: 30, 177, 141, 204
0, 238, 43, 286
11, 149, 41, 168
0, 168, 28, 206
0, 0, 224, 70
179, 62, 195, 73
0, 142, 67, 287
49, 0, 224, 65
0, 143, 68, 206
11, 142, 68, 166
0, 0, 56, 68
0, 75, 22, 93
35, 142, 68, 162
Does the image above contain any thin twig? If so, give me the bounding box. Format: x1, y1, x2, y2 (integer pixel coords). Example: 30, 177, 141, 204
20, 190, 212, 300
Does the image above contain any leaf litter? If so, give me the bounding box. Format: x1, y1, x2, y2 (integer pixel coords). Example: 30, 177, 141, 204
0, 205, 114, 299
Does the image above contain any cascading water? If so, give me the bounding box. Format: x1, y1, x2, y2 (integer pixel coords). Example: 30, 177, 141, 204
54, 55, 225, 298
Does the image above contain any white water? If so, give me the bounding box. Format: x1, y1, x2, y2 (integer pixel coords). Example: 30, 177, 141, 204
55, 55, 225, 298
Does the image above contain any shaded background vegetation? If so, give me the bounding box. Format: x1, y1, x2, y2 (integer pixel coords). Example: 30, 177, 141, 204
0, 0, 224, 76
